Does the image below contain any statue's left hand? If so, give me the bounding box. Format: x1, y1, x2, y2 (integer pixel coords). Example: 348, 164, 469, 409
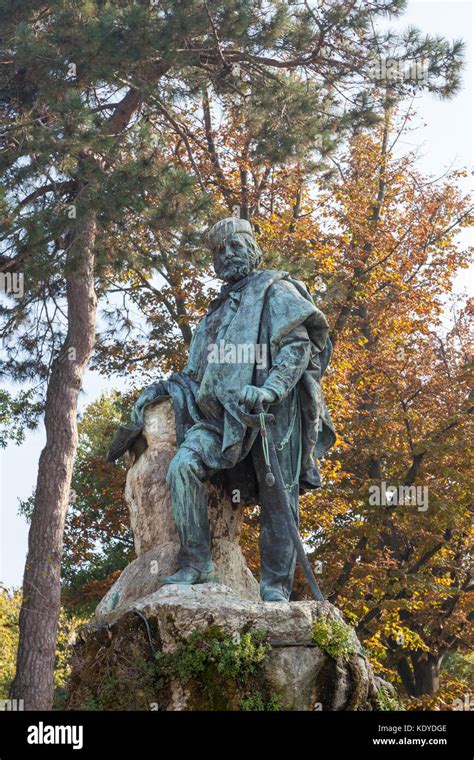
239, 384, 277, 410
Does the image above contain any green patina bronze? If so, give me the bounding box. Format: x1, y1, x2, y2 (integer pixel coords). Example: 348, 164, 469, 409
108, 218, 335, 602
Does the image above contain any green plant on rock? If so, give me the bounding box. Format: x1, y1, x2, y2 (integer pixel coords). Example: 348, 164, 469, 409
311, 617, 359, 660
240, 692, 281, 711
96, 673, 120, 707
376, 687, 404, 711
155, 625, 270, 683
154, 625, 271, 710
78, 688, 103, 712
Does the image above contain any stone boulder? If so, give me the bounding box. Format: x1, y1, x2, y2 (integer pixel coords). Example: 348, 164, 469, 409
67, 584, 389, 711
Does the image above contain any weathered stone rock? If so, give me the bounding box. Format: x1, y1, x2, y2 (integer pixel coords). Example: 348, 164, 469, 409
97, 399, 260, 620
67, 584, 384, 711
95, 540, 259, 621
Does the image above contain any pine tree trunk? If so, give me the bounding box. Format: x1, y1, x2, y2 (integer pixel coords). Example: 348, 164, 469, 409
11, 212, 97, 710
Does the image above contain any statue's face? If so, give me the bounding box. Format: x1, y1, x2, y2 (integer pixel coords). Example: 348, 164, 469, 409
212, 234, 255, 283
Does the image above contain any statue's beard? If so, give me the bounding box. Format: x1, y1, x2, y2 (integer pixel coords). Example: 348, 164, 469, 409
216, 257, 253, 284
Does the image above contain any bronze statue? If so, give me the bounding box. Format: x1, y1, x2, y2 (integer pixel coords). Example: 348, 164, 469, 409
108, 218, 335, 602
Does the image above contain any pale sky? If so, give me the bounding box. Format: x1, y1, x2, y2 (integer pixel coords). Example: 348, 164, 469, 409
1, 1, 472, 589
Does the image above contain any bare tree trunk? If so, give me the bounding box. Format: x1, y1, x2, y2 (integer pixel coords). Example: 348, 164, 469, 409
411, 652, 443, 696
11, 212, 97, 710
394, 651, 443, 698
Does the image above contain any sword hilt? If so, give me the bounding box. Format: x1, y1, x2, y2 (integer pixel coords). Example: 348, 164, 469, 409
237, 401, 274, 427
238, 401, 275, 486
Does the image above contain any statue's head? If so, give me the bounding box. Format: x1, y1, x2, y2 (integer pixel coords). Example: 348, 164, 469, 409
206, 217, 262, 283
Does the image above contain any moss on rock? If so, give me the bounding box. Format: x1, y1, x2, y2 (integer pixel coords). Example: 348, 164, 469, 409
311, 617, 359, 660
154, 626, 275, 711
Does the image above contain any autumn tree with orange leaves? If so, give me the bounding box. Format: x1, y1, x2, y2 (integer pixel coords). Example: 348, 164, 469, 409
298, 122, 473, 709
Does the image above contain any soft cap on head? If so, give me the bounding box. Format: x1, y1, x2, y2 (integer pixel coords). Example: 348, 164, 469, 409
206, 217, 255, 251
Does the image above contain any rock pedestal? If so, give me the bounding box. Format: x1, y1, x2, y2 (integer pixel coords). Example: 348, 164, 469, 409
67, 400, 390, 711
68, 585, 387, 711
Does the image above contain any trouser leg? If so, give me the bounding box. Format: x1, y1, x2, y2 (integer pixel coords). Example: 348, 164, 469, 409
252, 424, 300, 601
258, 475, 299, 600
166, 445, 214, 573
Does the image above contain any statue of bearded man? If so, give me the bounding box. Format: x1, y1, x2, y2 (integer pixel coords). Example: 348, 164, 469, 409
108, 218, 335, 602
